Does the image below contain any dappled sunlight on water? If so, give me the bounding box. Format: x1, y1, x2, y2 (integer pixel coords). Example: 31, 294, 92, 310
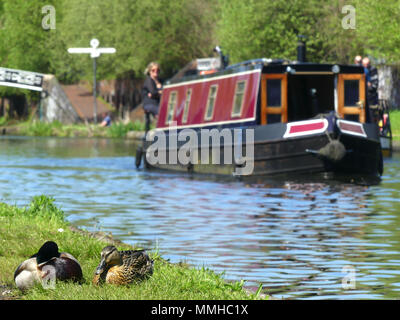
1, 136, 400, 299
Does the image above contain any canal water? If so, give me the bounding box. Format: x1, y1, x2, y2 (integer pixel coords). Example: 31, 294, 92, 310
1, 135, 400, 299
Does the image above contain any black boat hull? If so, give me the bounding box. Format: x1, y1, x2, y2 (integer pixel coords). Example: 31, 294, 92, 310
139, 117, 382, 178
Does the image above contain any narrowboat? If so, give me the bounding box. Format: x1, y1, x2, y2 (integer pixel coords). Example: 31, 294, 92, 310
136, 42, 385, 178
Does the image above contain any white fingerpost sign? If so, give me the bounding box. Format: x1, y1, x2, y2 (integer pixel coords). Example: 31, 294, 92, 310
68, 39, 116, 123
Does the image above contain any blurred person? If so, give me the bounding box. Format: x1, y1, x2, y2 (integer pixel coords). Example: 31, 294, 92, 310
362, 57, 378, 107
100, 112, 111, 127
142, 62, 162, 117
354, 55, 362, 65
142, 62, 163, 131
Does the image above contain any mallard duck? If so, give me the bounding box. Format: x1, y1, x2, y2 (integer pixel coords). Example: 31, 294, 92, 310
93, 245, 153, 285
14, 241, 83, 290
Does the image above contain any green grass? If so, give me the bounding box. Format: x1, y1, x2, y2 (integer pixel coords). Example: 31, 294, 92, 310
389, 110, 400, 141
107, 120, 147, 138
0, 196, 264, 300
2, 119, 147, 139
0, 116, 7, 126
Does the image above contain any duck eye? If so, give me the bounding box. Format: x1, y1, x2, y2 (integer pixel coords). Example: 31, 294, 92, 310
104, 251, 114, 260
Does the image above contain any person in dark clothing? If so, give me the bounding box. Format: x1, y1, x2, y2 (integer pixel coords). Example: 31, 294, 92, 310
142, 62, 162, 117
100, 112, 111, 127
142, 62, 162, 132
362, 57, 379, 106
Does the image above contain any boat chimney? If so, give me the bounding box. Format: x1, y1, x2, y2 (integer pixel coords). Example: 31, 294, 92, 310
297, 35, 307, 63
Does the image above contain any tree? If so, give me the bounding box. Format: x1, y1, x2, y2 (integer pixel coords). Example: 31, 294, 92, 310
123, 0, 218, 77
355, 0, 400, 63
0, 1, 5, 62
215, 0, 368, 64
0, 0, 60, 117
49, 0, 218, 83
0, 0, 59, 72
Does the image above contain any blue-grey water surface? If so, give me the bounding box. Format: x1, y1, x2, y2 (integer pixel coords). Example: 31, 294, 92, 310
1, 135, 400, 299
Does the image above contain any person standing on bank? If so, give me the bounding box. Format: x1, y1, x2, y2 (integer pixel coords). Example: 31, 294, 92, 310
142, 62, 162, 131
362, 57, 379, 107
354, 55, 362, 66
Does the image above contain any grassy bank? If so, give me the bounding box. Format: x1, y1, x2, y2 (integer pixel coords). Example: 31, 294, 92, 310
390, 110, 400, 141
0, 118, 147, 139
0, 196, 264, 300
1, 111, 399, 141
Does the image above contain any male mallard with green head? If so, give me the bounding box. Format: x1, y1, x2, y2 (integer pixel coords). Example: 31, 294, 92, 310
14, 241, 83, 290
93, 245, 153, 285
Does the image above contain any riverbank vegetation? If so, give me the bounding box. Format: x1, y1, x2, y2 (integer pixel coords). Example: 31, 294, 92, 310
0, 117, 147, 138
2, 111, 400, 141
389, 110, 400, 141
0, 196, 264, 300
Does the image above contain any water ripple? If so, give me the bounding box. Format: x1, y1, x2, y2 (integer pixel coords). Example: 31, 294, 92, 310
1, 136, 400, 299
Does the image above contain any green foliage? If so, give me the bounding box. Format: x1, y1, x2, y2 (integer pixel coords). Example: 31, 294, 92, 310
106, 121, 134, 138
1, 0, 399, 100
214, 0, 400, 65
389, 110, 400, 140
216, 0, 361, 64
12, 119, 147, 138
124, 0, 218, 76
0, 116, 7, 126
0, 195, 64, 222
43, 0, 217, 83
24, 195, 65, 222
0, 0, 58, 97
355, 0, 400, 63
106, 120, 146, 138
21, 121, 56, 136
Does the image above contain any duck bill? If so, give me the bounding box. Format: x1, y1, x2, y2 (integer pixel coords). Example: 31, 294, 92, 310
95, 259, 106, 275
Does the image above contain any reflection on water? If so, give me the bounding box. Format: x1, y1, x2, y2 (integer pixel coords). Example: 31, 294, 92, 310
1, 136, 400, 299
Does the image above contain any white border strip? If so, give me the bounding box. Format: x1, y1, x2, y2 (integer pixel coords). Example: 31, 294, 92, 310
0, 81, 43, 92
153, 117, 256, 132
283, 119, 328, 138
163, 69, 261, 89
337, 119, 366, 138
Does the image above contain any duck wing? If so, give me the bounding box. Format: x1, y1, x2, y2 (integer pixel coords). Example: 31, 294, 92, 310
59, 251, 81, 265
120, 250, 154, 282
42, 251, 83, 282
14, 257, 37, 280
119, 249, 145, 259
14, 257, 41, 290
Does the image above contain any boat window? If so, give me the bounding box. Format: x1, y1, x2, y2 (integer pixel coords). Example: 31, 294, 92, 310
267, 79, 282, 107
344, 80, 359, 106
182, 88, 192, 123
205, 85, 218, 120
166, 91, 177, 125
261, 74, 288, 125
338, 73, 365, 123
231, 80, 247, 117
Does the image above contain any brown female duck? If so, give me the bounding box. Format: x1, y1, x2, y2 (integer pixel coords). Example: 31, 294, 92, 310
93, 245, 153, 285
14, 241, 83, 290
